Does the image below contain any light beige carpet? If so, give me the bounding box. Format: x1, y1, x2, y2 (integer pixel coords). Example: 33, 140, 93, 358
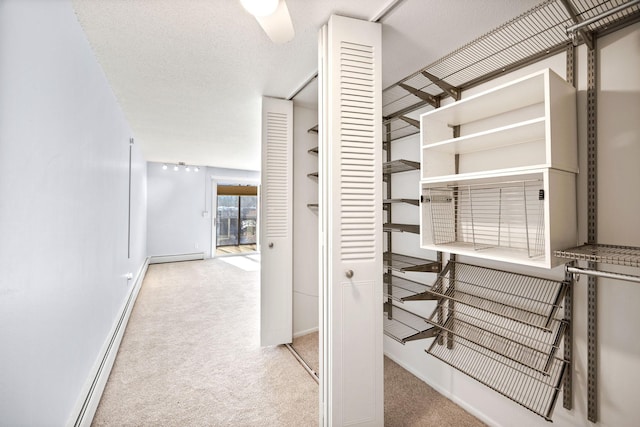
94, 257, 484, 426
92, 259, 318, 426
291, 332, 320, 377
292, 331, 486, 427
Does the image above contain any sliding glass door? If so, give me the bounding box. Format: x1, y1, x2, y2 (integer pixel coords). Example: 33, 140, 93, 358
216, 185, 258, 251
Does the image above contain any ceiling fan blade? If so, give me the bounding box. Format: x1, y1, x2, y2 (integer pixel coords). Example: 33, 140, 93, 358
255, 0, 294, 44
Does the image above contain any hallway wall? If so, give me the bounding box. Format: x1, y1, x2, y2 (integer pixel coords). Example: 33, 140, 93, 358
0, 0, 147, 425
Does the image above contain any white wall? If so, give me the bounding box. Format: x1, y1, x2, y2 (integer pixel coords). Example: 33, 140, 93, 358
146, 163, 259, 258
384, 23, 640, 427
292, 105, 320, 336
0, 1, 147, 425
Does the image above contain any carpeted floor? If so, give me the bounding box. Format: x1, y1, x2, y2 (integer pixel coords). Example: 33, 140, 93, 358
94, 257, 484, 426
292, 331, 485, 427
92, 259, 318, 426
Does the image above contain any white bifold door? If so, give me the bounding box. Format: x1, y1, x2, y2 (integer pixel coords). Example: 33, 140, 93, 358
260, 97, 293, 347
319, 15, 383, 426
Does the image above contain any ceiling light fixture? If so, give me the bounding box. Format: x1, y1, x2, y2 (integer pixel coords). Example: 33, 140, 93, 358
240, 0, 278, 17
241, 0, 294, 44
162, 162, 200, 173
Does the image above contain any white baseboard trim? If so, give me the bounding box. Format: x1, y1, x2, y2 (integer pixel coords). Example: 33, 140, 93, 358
68, 257, 150, 427
293, 326, 319, 339
383, 351, 501, 427
149, 252, 205, 264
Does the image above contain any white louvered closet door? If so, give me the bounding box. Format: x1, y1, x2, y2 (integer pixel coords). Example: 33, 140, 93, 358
260, 97, 293, 347
319, 16, 383, 426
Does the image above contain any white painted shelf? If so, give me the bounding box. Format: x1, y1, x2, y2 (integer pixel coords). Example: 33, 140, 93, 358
420, 68, 577, 179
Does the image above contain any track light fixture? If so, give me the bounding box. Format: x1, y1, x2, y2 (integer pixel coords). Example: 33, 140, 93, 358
162, 162, 201, 173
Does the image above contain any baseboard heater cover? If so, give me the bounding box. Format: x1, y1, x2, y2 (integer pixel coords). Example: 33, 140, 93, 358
149, 252, 205, 264
68, 257, 150, 427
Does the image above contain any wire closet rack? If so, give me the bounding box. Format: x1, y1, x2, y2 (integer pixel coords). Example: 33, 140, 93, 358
423, 178, 546, 258
375, 0, 639, 421
424, 262, 569, 421
380, 0, 640, 143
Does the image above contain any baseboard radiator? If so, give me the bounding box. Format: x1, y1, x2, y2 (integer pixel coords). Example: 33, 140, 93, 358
68, 257, 150, 427
149, 252, 205, 264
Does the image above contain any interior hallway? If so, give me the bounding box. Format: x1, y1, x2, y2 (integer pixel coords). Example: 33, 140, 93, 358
92, 258, 317, 426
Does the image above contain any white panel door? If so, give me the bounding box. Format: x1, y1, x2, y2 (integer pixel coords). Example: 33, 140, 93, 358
260, 97, 293, 347
319, 15, 383, 426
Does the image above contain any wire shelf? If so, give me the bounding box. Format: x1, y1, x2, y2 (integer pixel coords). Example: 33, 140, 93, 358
384, 273, 434, 302
427, 301, 566, 375
423, 178, 546, 259
383, 159, 420, 174
383, 198, 420, 207
427, 333, 567, 421
384, 304, 437, 344
554, 243, 640, 267
381, 0, 640, 142
383, 223, 420, 234
383, 252, 440, 273
426, 262, 567, 330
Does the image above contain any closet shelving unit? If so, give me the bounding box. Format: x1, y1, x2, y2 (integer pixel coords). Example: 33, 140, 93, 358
419, 68, 578, 269
308, 125, 319, 209
376, 0, 640, 422
382, 120, 440, 344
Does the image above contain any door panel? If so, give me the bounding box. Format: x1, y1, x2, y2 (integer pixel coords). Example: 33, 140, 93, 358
260, 97, 293, 347
319, 15, 383, 427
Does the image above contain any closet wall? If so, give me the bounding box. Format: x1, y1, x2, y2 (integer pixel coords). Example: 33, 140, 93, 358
292, 105, 319, 336
384, 22, 640, 427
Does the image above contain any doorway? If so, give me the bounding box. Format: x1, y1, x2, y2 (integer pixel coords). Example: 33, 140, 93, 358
215, 184, 258, 256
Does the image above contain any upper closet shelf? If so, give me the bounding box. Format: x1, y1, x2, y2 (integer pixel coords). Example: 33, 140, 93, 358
383, 159, 420, 174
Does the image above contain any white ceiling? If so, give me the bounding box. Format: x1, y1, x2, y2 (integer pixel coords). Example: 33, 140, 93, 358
72, 0, 542, 171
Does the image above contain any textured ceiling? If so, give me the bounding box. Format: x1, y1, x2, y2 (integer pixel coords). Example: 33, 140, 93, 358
72, 0, 543, 171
